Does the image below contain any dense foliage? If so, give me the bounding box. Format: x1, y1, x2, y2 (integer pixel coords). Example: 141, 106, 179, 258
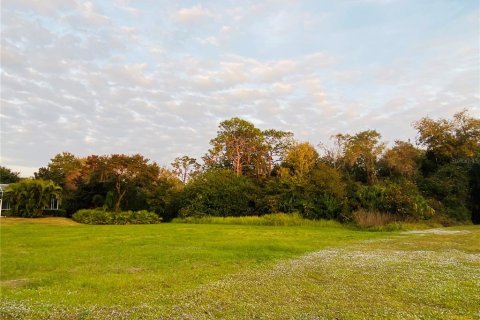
3, 110, 478, 225
72, 209, 160, 225
0, 166, 21, 184
179, 169, 259, 217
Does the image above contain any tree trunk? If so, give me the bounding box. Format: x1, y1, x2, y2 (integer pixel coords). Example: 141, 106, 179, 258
235, 145, 242, 176
114, 180, 126, 212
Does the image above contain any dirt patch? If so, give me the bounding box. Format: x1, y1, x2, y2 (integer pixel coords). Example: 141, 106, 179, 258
0, 217, 79, 226
1, 279, 30, 288
403, 228, 471, 235
126, 267, 144, 273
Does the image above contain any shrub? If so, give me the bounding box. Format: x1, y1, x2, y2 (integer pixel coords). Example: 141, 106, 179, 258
179, 169, 259, 217
262, 163, 347, 220
49, 209, 67, 217
351, 180, 435, 220
419, 163, 470, 221
72, 209, 161, 225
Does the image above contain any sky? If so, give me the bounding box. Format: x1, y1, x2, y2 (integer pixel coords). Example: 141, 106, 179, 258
1, 0, 479, 177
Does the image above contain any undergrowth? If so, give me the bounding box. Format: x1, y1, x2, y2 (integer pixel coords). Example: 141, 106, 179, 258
172, 212, 440, 231
172, 213, 343, 228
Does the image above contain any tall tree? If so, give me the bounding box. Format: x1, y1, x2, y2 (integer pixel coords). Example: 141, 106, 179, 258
282, 142, 319, 179
381, 140, 423, 178
74, 154, 160, 212
318, 137, 344, 169
171, 156, 201, 184
204, 118, 264, 176
262, 129, 294, 175
103, 154, 160, 211
336, 130, 385, 185
35, 152, 83, 192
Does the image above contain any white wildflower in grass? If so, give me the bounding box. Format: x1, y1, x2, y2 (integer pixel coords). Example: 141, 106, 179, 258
164, 230, 480, 320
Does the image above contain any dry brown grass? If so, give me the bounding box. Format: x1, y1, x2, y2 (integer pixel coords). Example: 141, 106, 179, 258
352, 210, 398, 228
0, 217, 79, 226
0, 279, 30, 288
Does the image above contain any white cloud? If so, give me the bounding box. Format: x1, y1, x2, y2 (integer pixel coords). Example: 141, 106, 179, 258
113, 0, 142, 17
174, 5, 213, 24
79, 1, 111, 26
220, 25, 232, 34
272, 82, 293, 95
198, 36, 219, 47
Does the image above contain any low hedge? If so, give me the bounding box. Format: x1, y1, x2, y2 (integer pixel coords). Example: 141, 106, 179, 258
72, 209, 161, 225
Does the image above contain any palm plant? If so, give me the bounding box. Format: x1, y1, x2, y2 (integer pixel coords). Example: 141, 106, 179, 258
4, 179, 62, 217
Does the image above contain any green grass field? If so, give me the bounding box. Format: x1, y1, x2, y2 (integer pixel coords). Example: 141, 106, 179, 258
1, 218, 479, 319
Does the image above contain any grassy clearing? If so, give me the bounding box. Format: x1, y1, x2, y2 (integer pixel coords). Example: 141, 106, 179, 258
0, 218, 478, 319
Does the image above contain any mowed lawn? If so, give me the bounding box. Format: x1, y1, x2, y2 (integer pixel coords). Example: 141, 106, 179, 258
0, 218, 479, 319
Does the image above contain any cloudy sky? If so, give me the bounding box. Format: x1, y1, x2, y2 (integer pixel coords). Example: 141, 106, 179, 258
1, 0, 479, 177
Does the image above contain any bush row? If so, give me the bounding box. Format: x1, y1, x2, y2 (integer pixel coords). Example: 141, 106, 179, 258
72, 209, 161, 225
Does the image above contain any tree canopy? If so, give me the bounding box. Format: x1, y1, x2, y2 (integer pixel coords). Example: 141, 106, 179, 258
5, 109, 476, 225
335, 130, 385, 185
0, 166, 21, 184
414, 109, 480, 164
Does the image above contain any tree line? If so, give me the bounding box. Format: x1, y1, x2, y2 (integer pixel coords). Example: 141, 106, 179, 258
1, 110, 479, 224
